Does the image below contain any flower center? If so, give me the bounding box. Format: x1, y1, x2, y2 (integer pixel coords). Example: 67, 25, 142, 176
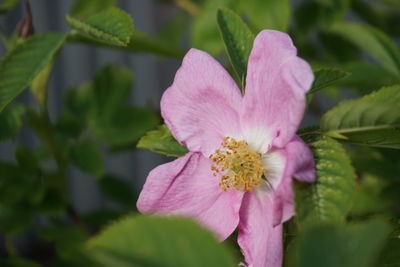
209, 137, 266, 192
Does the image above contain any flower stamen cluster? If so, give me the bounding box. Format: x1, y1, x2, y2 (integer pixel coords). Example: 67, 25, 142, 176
209, 137, 266, 192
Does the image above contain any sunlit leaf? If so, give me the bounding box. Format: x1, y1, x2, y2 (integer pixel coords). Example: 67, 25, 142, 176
137, 125, 188, 157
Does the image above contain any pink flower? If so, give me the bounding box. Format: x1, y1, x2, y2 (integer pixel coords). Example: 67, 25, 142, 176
137, 30, 316, 267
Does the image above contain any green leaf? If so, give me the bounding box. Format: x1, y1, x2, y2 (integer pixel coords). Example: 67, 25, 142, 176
68, 29, 185, 58
321, 85, 400, 149
86, 65, 159, 147
91, 65, 131, 121
129, 30, 185, 57
98, 174, 137, 207
288, 219, 390, 267
90, 106, 159, 147
217, 7, 254, 87
331, 22, 400, 76
70, 140, 104, 176
378, 225, 400, 267
39, 225, 91, 265
337, 62, 400, 93
137, 125, 188, 157
0, 104, 24, 141
86, 215, 237, 267
0, 0, 20, 14
70, 0, 117, 18
308, 68, 351, 94
192, 0, 239, 55
66, 7, 133, 46
83, 209, 124, 228
30, 60, 54, 108
0, 33, 66, 112
240, 0, 290, 31
295, 136, 355, 227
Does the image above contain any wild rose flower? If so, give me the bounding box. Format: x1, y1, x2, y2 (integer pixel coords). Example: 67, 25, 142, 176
137, 30, 316, 267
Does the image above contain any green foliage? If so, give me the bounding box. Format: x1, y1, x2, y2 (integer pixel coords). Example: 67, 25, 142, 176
128, 30, 185, 57
59, 65, 159, 147
309, 68, 351, 94
192, 0, 238, 55
38, 225, 92, 265
68, 29, 185, 58
288, 219, 390, 267
217, 8, 254, 88
66, 7, 133, 46
295, 136, 355, 227
70, 140, 105, 176
88, 65, 159, 147
332, 22, 400, 76
0, 258, 41, 267
83, 209, 125, 228
0, 33, 66, 112
321, 85, 400, 149
378, 226, 400, 267
338, 62, 400, 93
98, 174, 137, 207
0, 104, 24, 141
137, 125, 188, 157
86, 215, 238, 267
240, 0, 290, 31
70, 0, 118, 18
0, 0, 20, 14
1, 0, 400, 265
30, 60, 54, 108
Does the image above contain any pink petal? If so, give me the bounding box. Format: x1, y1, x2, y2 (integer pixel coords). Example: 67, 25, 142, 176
272, 174, 294, 227
137, 152, 243, 241
271, 136, 316, 226
285, 136, 316, 182
242, 30, 314, 151
238, 191, 283, 267
161, 49, 243, 157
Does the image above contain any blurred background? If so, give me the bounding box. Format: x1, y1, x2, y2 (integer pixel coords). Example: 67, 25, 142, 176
1, 0, 400, 266
0, 0, 179, 213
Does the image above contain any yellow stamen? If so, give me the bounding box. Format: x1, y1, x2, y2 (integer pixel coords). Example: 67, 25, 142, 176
209, 137, 266, 192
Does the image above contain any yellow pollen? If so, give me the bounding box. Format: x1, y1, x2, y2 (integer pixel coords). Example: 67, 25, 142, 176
209, 137, 266, 192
